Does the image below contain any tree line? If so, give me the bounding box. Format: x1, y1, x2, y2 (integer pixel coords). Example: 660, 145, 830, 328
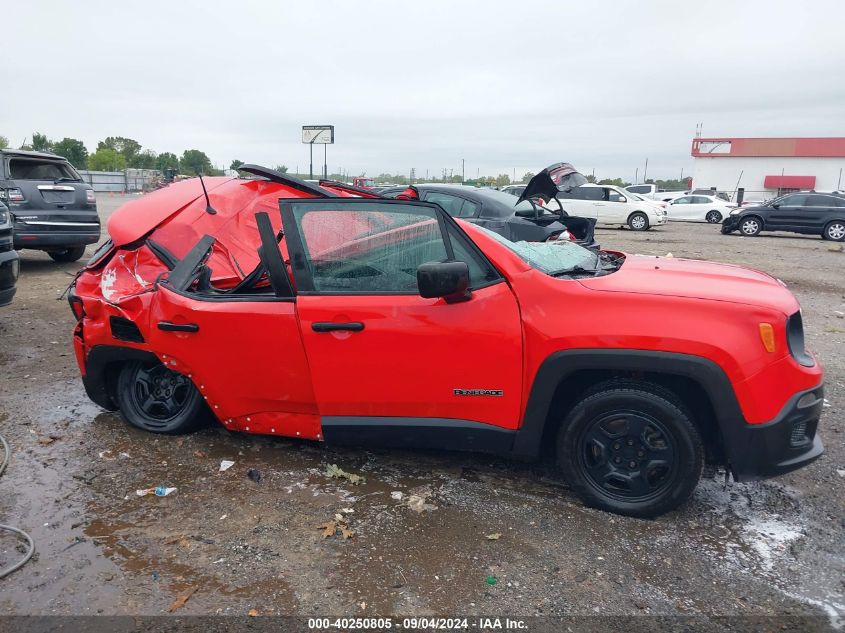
0, 134, 690, 190
0, 133, 218, 176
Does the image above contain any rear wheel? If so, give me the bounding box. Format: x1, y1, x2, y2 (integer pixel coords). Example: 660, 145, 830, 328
823, 221, 845, 241
739, 216, 763, 236
116, 361, 205, 434
48, 246, 86, 263
705, 210, 722, 224
557, 382, 703, 517
628, 212, 649, 231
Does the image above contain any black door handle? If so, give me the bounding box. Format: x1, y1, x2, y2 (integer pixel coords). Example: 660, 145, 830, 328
158, 321, 200, 333
312, 322, 365, 333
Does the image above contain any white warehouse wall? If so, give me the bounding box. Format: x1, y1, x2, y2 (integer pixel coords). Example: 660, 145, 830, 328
692, 156, 845, 201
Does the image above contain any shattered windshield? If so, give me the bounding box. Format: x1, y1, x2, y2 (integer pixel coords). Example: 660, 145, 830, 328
475, 225, 599, 276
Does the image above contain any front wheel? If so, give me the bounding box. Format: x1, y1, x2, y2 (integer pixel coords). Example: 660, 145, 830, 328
557, 383, 703, 517
628, 212, 649, 231
739, 216, 763, 236
48, 246, 86, 263
705, 210, 723, 224
116, 361, 205, 434
823, 220, 845, 241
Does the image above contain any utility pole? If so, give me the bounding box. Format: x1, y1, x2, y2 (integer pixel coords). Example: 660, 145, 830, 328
643, 157, 648, 183
462, 159, 465, 184
635, 168, 639, 184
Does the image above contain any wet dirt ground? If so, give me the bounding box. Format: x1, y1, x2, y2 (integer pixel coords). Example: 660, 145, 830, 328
0, 195, 843, 628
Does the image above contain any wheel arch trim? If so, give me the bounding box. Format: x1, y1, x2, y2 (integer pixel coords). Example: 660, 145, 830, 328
82, 344, 160, 410
511, 349, 745, 460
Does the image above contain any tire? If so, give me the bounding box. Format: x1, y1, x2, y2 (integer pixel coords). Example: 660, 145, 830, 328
48, 246, 86, 263
739, 216, 762, 236
705, 210, 722, 224
628, 212, 649, 231
823, 220, 845, 242
557, 381, 704, 518
116, 360, 205, 434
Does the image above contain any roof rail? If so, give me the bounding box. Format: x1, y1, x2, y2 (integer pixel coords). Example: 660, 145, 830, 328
238, 164, 336, 197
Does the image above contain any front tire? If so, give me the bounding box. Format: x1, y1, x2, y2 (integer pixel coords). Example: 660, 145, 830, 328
628, 212, 649, 231
116, 361, 205, 434
739, 216, 763, 236
48, 246, 86, 263
823, 220, 845, 241
557, 382, 703, 518
705, 210, 722, 224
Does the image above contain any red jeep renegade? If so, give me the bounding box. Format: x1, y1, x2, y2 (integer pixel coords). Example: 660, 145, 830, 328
68, 165, 824, 517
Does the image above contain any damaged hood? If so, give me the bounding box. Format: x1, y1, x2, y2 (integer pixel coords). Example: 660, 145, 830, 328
579, 255, 799, 314
517, 162, 587, 204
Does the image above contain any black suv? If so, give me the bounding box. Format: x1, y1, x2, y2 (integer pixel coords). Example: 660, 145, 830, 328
0, 200, 19, 306
722, 191, 845, 241
0, 149, 101, 262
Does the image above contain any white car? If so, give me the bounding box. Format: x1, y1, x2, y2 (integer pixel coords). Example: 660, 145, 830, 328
667, 194, 736, 223
554, 183, 668, 231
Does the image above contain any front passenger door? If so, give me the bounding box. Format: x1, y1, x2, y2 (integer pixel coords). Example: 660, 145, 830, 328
280, 198, 524, 431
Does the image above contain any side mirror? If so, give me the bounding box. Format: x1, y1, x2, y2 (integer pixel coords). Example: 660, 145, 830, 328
771, 203, 780, 209
417, 261, 471, 303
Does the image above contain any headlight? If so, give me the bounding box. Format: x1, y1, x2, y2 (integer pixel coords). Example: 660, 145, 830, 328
730, 208, 742, 215
0, 207, 8, 226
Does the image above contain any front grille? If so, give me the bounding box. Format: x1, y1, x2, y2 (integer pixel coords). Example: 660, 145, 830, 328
110, 316, 144, 343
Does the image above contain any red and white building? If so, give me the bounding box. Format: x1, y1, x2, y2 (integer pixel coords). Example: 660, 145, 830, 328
691, 137, 845, 201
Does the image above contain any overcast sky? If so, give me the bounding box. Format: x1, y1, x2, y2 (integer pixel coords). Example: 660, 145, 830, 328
4, 0, 845, 181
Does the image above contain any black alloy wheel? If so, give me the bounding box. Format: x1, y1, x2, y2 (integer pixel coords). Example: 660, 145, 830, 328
116, 361, 204, 434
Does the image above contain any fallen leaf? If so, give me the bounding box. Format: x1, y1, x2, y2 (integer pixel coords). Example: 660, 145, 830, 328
168, 587, 197, 612
193, 450, 206, 458
318, 521, 337, 538
485, 533, 502, 540
248, 608, 259, 617
340, 526, 355, 539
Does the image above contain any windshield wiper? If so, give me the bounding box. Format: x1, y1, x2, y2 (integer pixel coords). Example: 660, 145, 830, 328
549, 264, 599, 277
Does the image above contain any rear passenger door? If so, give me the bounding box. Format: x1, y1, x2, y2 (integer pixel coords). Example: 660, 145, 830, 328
805, 195, 839, 233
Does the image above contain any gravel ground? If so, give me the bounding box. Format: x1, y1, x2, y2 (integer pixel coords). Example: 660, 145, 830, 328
0, 194, 842, 629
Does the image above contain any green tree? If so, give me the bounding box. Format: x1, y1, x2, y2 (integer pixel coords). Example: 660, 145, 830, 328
585, 174, 597, 183
230, 159, 244, 170
0, 136, 8, 150
179, 149, 212, 176
51, 138, 88, 169
88, 148, 126, 171
494, 174, 511, 187
133, 150, 157, 170
598, 177, 628, 187
521, 172, 535, 183
31, 132, 52, 152
273, 164, 289, 173
156, 152, 179, 172
97, 137, 142, 167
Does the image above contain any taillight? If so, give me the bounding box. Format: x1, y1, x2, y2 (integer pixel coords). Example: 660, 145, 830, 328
5, 188, 24, 203
68, 289, 85, 321
86, 190, 96, 204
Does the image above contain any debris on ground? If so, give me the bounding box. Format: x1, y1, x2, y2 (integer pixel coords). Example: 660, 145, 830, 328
219, 460, 235, 472
247, 468, 262, 483
405, 488, 437, 513
486, 575, 497, 586
168, 586, 197, 612
136, 486, 176, 497
837, 469, 845, 478
485, 533, 502, 540
248, 608, 259, 617
390, 491, 404, 501
37, 434, 61, 446
326, 463, 366, 485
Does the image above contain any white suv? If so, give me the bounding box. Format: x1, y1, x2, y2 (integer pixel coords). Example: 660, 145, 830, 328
552, 184, 668, 231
